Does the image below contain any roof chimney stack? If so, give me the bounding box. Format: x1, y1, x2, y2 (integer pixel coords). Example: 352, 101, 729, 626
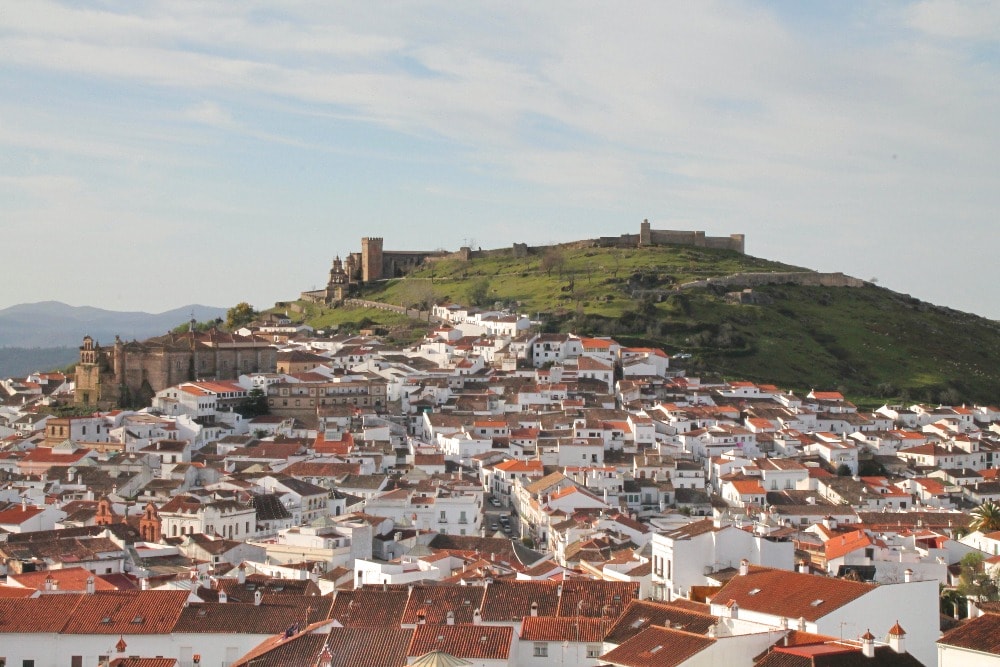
860, 630, 875, 658
86, 576, 95, 595
887, 621, 906, 653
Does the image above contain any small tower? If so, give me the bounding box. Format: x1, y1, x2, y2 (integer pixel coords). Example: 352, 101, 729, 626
95, 497, 115, 526
139, 501, 162, 543
639, 219, 652, 246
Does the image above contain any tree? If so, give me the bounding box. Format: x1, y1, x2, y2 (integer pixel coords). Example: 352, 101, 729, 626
970, 501, 1000, 533
238, 387, 269, 418
468, 279, 492, 308
226, 302, 257, 330
957, 551, 1000, 602
400, 279, 437, 311
540, 247, 565, 277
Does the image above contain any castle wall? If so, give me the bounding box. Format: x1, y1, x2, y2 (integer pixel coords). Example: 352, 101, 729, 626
679, 272, 866, 291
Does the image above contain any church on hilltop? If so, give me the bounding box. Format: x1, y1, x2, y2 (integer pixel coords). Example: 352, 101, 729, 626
302, 236, 452, 305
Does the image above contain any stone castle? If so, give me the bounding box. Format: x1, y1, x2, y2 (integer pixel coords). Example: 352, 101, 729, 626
302, 236, 453, 305
303, 221, 745, 305
596, 219, 745, 253
74, 329, 277, 409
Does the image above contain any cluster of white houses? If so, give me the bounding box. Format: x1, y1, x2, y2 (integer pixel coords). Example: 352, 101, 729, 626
3, 308, 1000, 665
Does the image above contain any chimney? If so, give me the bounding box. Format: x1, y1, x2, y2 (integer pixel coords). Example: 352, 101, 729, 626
860, 630, 875, 658
904, 569, 913, 583
798, 560, 810, 574
86, 576, 95, 595
254, 589, 263, 606
739, 559, 749, 576
140, 577, 149, 591
51, 578, 59, 592
416, 612, 426, 624
237, 563, 246, 584
473, 608, 482, 625
888, 621, 906, 653
21, 497, 27, 511
44, 575, 54, 592
446, 611, 455, 625
530, 601, 538, 617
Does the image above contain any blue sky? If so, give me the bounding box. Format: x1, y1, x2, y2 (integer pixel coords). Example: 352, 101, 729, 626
2, 1, 999, 318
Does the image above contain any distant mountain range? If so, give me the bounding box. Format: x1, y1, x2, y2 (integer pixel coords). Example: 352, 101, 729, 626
0, 301, 228, 348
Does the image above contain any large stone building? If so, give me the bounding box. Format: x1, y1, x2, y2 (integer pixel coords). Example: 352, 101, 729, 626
74, 329, 277, 409
597, 219, 745, 253
302, 237, 451, 305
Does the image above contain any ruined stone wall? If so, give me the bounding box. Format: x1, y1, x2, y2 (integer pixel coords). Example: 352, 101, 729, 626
679, 272, 866, 291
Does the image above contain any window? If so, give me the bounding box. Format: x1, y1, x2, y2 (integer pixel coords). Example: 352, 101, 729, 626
72, 658, 83, 667
587, 645, 602, 658
533, 643, 548, 657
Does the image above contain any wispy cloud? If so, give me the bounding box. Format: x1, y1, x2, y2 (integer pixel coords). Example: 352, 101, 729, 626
0, 1, 998, 316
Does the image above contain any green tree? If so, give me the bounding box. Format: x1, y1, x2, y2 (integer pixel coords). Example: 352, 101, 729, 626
970, 501, 1000, 534
957, 552, 1000, 602
468, 279, 491, 307
226, 302, 258, 330
238, 387, 269, 418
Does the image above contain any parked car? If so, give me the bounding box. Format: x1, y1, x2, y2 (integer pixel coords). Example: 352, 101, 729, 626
489, 497, 502, 507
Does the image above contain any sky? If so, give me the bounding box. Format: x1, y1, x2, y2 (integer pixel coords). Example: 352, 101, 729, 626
2, 1, 999, 319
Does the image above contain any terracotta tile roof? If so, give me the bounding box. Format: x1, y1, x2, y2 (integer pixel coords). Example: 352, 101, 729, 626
325, 626, 415, 667
401, 584, 486, 625
0, 594, 83, 632
604, 599, 717, 644
755, 644, 926, 666
407, 624, 513, 661
824, 530, 874, 561
9, 566, 117, 592
479, 579, 560, 622
230, 622, 330, 667
61, 590, 189, 634
557, 580, 638, 619
600, 625, 715, 667
174, 598, 331, 634
711, 568, 874, 623
520, 615, 615, 642
109, 659, 176, 667
938, 612, 1000, 654
330, 588, 409, 627
0, 585, 36, 598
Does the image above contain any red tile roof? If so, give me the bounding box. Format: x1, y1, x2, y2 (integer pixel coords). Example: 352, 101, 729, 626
330, 588, 409, 627
711, 568, 874, 622
0, 594, 85, 632
407, 624, 513, 661
401, 584, 486, 625
479, 579, 560, 622
520, 615, 615, 642
60, 590, 189, 634
600, 625, 715, 667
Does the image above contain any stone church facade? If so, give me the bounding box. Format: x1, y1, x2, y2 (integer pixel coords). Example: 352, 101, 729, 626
74, 330, 277, 409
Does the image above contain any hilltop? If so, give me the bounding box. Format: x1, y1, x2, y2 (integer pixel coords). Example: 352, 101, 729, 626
289, 242, 1000, 405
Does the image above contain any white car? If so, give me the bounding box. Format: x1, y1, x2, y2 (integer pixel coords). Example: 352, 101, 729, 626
489, 497, 502, 507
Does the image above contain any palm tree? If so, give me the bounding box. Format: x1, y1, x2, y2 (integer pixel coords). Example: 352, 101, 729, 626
970, 501, 1000, 534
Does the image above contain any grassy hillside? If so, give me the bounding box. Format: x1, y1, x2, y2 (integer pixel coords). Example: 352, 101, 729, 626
289, 244, 1000, 405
